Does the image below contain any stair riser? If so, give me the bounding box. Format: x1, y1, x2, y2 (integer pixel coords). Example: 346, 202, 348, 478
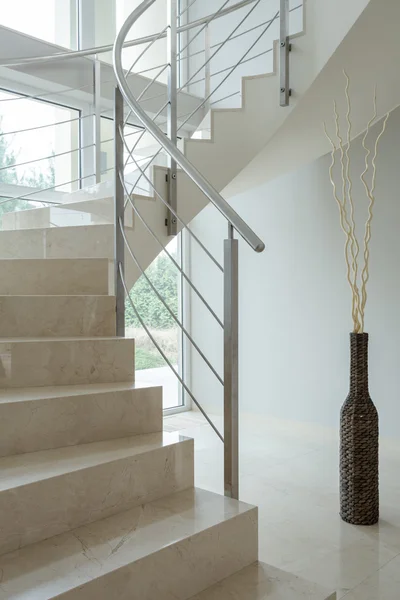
0, 226, 114, 259
0, 296, 116, 338
0, 259, 109, 295
2, 207, 109, 230
55, 508, 258, 600
0, 339, 135, 388
0, 439, 194, 556
1, 201, 134, 232
0, 386, 162, 457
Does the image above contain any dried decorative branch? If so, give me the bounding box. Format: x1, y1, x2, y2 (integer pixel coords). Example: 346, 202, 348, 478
323, 71, 389, 333
359, 110, 390, 328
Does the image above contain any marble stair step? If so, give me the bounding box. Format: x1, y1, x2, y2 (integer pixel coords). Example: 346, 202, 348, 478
1, 204, 110, 230
0, 225, 114, 259
1, 197, 137, 231
0, 381, 162, 457
0, 432, 194, 556
0, 258, 109, 295
0, 337, 135, 388
189, 562, 336, 600
0, 487, 257, 600
63, 177, 151, 205
0, 295, 116, 337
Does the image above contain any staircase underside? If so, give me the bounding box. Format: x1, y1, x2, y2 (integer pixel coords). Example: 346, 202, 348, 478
226, 0, 400, 197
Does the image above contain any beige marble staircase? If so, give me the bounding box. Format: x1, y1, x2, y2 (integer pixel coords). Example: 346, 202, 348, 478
0, 185, 337, 599
0, 245, 260, 599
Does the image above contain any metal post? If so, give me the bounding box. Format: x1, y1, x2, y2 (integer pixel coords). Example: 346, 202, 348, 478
279, 0, 290, 107
114, 86, 125, 337
93, 56, 102, 183
224, 224, 239, 499
204, 24, 211, 111
167, 0, 178, 236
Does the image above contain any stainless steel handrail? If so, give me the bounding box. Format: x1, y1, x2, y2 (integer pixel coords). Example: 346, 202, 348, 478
0, 0, 258, 67
114, 0, 265, 253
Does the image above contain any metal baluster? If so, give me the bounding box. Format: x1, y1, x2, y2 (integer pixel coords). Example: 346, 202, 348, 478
224, 224, 239, 499
114, 86, 125, 337
204, 23, 211, 112
93, 56, 102, 182
167, 0, 178, 236
279, 0, 290, 107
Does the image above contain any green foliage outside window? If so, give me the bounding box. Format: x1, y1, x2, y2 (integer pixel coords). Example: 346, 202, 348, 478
125, 251, 179, 330
0, 117, 55, 222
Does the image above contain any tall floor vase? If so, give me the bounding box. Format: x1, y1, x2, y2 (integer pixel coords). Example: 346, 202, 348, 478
340, 333, 379, 525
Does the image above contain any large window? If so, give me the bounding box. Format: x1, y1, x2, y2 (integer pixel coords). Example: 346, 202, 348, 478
126, 236, 186, 411
0, 0, 78, 49
0, 89, 80, 220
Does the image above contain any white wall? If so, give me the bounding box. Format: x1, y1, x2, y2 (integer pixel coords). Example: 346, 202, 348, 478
188, 105, 400, 438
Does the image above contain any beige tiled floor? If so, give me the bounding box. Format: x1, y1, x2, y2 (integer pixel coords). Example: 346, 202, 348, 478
164, 410, 400, 599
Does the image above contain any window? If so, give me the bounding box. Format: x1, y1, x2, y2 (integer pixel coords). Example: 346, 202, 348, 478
0, 0, 78, 49
0, 89, 80, 221
127, 236, 187, 411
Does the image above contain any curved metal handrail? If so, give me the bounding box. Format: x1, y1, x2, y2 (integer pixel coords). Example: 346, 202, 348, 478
0, 0, 258, 68
113, 0, 265, 253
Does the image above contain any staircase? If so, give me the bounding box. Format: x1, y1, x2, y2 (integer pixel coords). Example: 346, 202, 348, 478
0, 256, 260, 597
0, 242, 337, 600
1, 0, 386, 595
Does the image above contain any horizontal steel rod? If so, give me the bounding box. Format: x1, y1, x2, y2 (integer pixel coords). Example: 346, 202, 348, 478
0, 77, 117, 104
124, 63, 170, 127
120, 219, 224, 385
0, 142, 94, 172
0, 0, 259, 66
126, 26, 169, 79
137, 62, 169, 75
0, 172, 95, 206
178, 0, 198, 20
120, 263, 224, 442
121, 173, 224, 328
211, 90, 241, 105
0, 113, 93, 136
178, 0, 231, 59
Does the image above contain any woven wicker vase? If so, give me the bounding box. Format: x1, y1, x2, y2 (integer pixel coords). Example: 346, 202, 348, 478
340, 332, 379, 525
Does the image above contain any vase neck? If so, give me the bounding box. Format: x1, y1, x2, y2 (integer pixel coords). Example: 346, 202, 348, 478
349, 333, 369, 397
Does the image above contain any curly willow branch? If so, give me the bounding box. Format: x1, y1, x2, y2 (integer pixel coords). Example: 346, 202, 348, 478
324, 73, 389, 334
323, 121, 359, 332
343, 70, 361, 331
359, 110, 390, 331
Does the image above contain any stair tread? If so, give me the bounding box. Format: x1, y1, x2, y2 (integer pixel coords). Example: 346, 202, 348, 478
0, 336, 133, 342
0, 257, 108, 262
0, 432, 186, 491
0, 294, 114, 298
0, 223, 113, 233
188, 562, 335, 600
0, 380, 158, 404
0, 488, 255, 600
